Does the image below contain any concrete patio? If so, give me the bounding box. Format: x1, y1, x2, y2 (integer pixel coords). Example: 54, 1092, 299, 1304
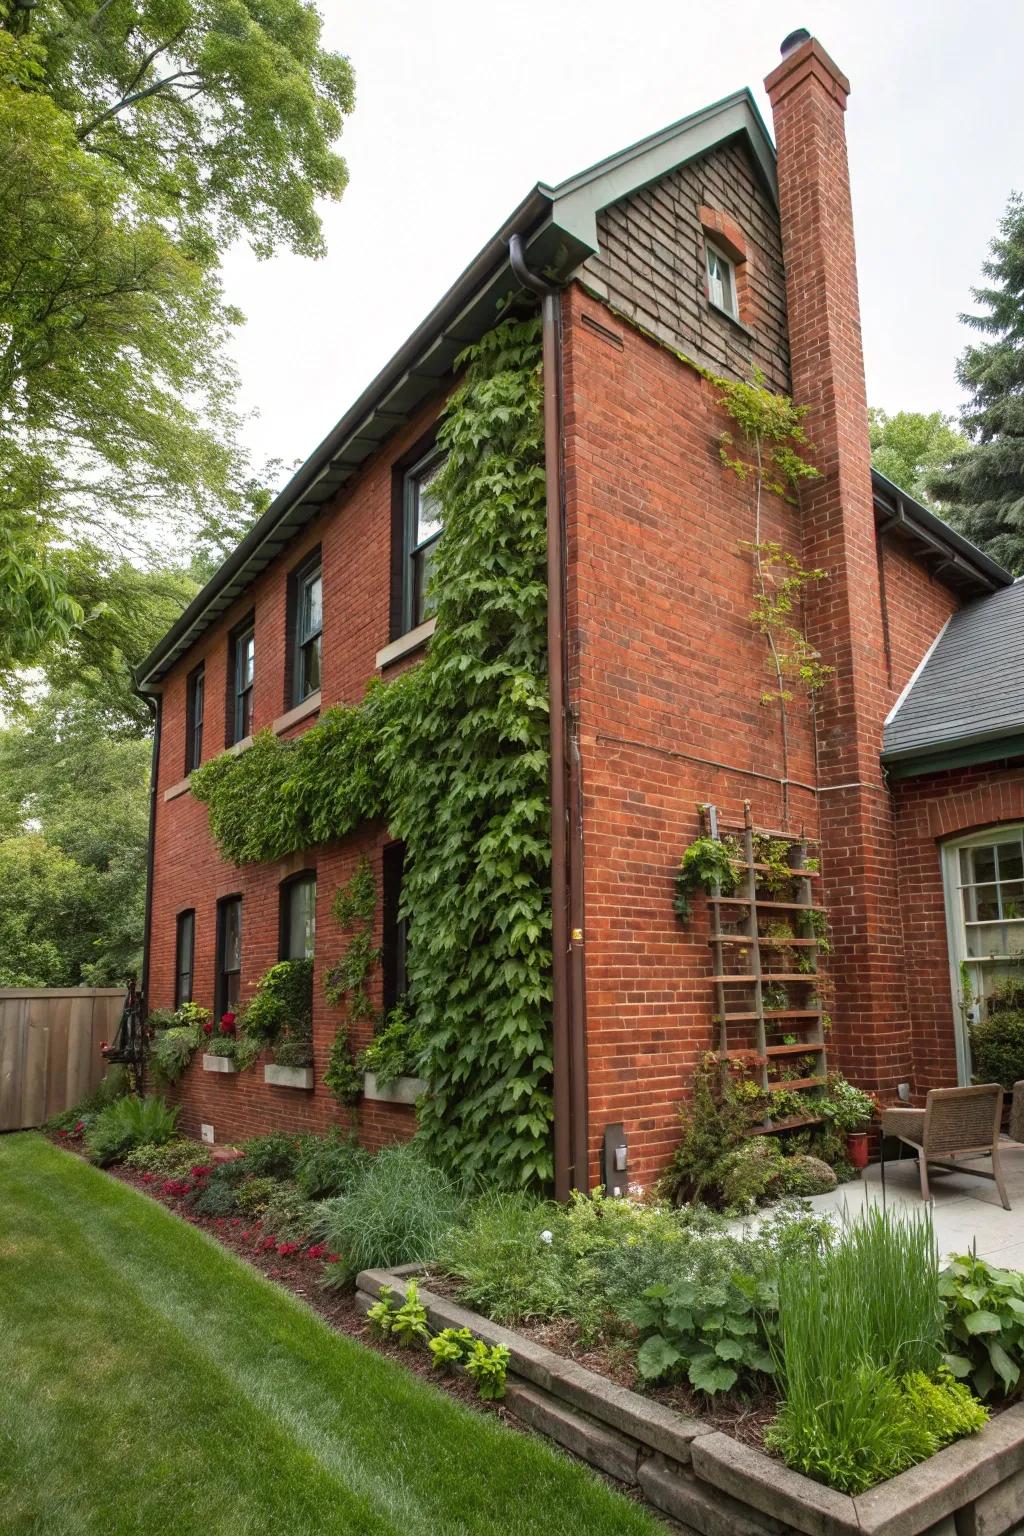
806, 1141, 1024, 1267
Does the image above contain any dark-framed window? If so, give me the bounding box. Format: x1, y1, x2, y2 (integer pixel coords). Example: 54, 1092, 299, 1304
382, 842, 407, 1014
185, 664, 204, 774
287, 553, 322, 706
215, 895, 242, 1016
280, 872, 316, 961
227, 617, 255, 746
403, 449, 445, 632
175, 909, 195, 1008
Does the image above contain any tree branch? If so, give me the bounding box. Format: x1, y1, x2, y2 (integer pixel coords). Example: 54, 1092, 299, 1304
76, 69, 203, 140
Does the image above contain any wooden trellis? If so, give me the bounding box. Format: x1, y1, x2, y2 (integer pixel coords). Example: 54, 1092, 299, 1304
702, 802, 828, 1132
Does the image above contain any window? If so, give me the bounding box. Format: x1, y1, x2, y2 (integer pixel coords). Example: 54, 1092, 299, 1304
289, 556, 322, 706
280, 873, 316, 961
228, 620, 255, 745
404, 450, 445, 631
185, 664, 204, 773
215, 895, 242, 1016
705, 240, 738, 320
942, 825, 1024, 1082
382, 843, 407, 1013
175, 910, 195, 1008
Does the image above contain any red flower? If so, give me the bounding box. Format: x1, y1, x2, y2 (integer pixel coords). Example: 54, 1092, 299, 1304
58, 1129, 68, 1139
230, 1218, 240, 1226
203, 1020, 214, 1036
220, 1012, 236, 1034
325, 1253, 341, 1264
241, 1230, 251, 1240
75, 1120, 85, 1131
305, 1244, 326, 1260
100, 1041, 107, 1051
142, 1173, 154, 1183
260, 1235, 277, 1251
190, 1165, 212, 1179
277, 1242, 299, 1257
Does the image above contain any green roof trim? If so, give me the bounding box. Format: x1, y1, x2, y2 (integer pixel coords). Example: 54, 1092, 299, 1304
884, 733, 1024, 781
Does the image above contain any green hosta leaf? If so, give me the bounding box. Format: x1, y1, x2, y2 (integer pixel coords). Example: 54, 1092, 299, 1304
636, 1335, 683, 1382
713, 1337, 746, 1361
688, 1355, 738, 1395
965, 1310, 1004, 1335
988, 1340, 1020, 1392
974, 1359, 996, 1400
747, 1349, 777, 1376
944, 1353, 973, 1379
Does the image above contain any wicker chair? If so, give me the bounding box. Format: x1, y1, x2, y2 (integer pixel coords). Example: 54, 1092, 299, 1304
1011, 1082, 1024, 1146
880, 1084, 1010, 1210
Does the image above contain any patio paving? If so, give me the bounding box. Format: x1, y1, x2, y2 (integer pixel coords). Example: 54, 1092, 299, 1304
805, 1142, 1024, 1267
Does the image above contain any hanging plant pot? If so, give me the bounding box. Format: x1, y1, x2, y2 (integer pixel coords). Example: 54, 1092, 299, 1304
363, 1072, 427, 1105
264, 1063, 314, 1091
847, 1130, 869, 1169
202, 1054, 238, 1075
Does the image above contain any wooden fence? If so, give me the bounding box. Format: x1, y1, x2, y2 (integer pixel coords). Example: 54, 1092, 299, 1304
0, 988, 125, 1132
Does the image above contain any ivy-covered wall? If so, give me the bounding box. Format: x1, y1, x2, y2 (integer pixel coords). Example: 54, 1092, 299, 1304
192, 318, 554, 1185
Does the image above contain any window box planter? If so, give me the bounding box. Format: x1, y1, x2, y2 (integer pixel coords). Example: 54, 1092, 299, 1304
363, 1072, 427, 1105
264, 1063, 314, 1091
356, 1266, 1024, 1536
202, 1054, 238, 1074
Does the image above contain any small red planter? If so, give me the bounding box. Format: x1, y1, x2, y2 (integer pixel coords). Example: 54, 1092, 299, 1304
847, 1130, 869, 1169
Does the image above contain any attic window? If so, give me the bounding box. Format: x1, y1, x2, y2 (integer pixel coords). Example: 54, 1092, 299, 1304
705, 241, 738, 320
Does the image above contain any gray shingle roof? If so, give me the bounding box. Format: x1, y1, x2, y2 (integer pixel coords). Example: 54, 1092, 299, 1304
882, 579, 1024, 767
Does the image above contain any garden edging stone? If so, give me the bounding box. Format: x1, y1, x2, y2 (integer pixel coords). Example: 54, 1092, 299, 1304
357, 1267, 1024, 1536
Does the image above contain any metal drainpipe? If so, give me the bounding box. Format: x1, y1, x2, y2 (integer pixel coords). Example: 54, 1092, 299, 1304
508, 234, 588, 1199
138, 690, 162, 1014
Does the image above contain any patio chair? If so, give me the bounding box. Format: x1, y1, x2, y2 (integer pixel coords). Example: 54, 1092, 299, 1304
880, 1084, 1010, 1211
1011, 1082, 1024, 1145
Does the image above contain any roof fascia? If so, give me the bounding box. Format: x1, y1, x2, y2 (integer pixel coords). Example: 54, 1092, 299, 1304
883, 731, 1024, 780
872, 469, 1012, 596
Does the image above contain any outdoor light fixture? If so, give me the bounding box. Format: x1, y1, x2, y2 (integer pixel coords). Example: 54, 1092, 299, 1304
602, 1123, 628, 1196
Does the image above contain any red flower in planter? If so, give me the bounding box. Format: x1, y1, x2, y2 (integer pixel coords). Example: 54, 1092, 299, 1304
220, 1012, 236, 1035
202, 1021, 214, 1036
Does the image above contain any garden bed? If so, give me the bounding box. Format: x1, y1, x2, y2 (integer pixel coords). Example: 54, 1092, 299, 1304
357, 1265, 1024, 1536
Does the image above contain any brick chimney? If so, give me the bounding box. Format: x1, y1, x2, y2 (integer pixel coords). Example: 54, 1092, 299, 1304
765, 34, 912, 1095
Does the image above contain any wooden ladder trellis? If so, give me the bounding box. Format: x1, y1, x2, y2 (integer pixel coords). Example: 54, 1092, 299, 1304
703, 801, 828, 1133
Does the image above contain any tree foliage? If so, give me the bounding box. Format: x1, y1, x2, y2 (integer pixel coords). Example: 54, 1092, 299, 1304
194, 317, 553, 1184
868, 409, 968, 506
928, 193, 1024, 574
0, 3, 353, 677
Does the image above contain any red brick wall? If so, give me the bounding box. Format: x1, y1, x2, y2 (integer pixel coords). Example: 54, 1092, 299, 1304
561, 282, 821, 1186
893, 762, 1024, 1095
149, 397, 446, 1149
878, 534, 959, 695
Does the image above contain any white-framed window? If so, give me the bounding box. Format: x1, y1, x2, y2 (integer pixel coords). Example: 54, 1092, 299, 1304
942, 824, 1024, 1082
705, 241, 738, 320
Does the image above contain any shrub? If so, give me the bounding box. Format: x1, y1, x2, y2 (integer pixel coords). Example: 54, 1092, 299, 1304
45, 1066, 129, 1133
778, 1154, 837, 1198
235, 1177, 281, 1217
293, 1131, 370, 1201
437, 1190, 568, 1324
902, 1369, 988, 1444
941, 1253, 1024, 1399
818, 1073, 876, 1134
315, 1143, 463, 1283
241, 960, 313, 1066
123, 1138, 200, 1177
969, 981, 1024, 1088
463, 1341, 511, 1400
191, 1174, 241, 1219
356, 1003, 425, 1090
260, 1183, 319, 1243
151, 1026, 201, 1083
239, 1131, 302, 1179
84, 1096, 178, 1166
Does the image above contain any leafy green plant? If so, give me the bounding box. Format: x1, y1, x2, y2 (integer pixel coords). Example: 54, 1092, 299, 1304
622, 1273, 777, 1394
324, 1026, 362, 1106
366, 1285, 396, 1335
437, 1190, 568, 1324
151, 1025, 202, 1083
324, 860, 379, 1020
84, 1096, 178, 1166
235, 1177, 281, 1217
260, 1183, 319, 1243
673, 835, 740, 924
941, 1253, 1024, 1399
391, 1282, 430, 1347
191, 1174, 241, 1219
357, 1002, 425, 1089
123, 1138, 200, 1176
428, 1327, 475, 1372
239, 1132, 302, 1179
192, 319, 553, 1185
463, 1341, 511, 1401
316, 1144, 464, 1283
969, 980, 1024, 1088
293, 1131, 370, 1200
902, 1369, 988, 1443
240, 959, 313, 1068
819, 1073, 876, 1134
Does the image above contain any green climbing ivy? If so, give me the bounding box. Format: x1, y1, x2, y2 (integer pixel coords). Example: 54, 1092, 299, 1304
191, 316, 552, 1185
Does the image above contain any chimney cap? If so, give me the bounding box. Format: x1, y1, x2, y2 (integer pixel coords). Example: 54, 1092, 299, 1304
779, 27, 811, 57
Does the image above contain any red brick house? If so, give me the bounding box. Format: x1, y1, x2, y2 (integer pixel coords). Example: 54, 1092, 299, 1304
136, 32, 1018, 1193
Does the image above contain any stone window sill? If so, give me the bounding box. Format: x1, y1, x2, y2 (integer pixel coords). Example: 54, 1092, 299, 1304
272, 691, 321, 735
708, 298, 757, 341
376, 619, 436, 671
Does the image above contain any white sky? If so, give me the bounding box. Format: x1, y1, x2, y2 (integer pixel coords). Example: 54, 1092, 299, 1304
221, 0, 1024, 489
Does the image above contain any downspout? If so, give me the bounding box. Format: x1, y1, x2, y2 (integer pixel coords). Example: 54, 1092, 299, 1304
508, 234, 589, 1199
138, 690, 162, 1014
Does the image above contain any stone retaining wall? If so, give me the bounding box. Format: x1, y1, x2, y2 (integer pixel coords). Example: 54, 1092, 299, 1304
356, 1267, 1024, 1536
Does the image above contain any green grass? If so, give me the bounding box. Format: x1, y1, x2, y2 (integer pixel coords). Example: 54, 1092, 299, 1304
0, 1134, 661, 1536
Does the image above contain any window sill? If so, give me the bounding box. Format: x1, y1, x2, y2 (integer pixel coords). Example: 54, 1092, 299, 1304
163, 776, 193, 803
273, 691, 321, 735
708, 299, 756, 340
376, 618, 437, 671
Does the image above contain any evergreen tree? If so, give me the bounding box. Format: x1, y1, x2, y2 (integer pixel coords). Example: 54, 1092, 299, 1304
929, 193, 1024, 573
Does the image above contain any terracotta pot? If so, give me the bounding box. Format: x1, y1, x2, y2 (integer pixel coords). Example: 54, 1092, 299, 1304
847, 1130, 869, 1169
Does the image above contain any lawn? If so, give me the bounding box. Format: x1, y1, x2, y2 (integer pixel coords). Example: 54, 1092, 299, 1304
0, 1134, 662, 1536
